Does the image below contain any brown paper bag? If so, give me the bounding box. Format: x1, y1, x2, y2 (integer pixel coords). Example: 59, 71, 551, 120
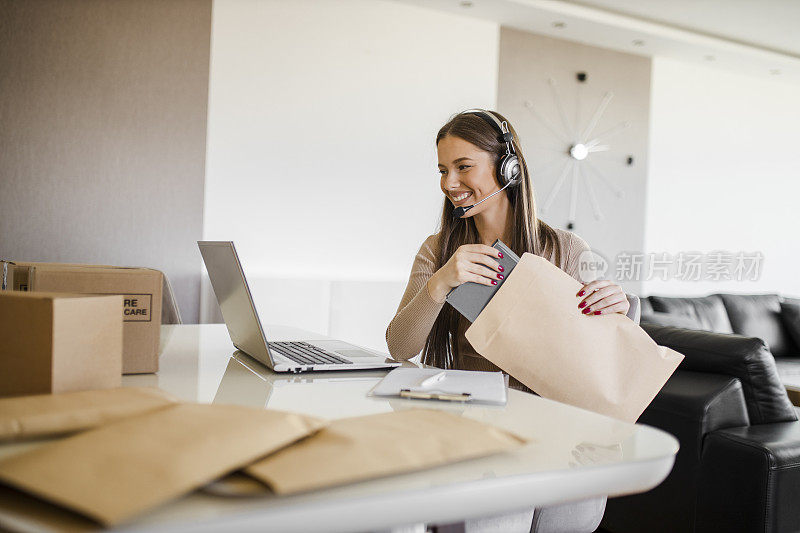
244, 409, 526, 495
0, 387, 178, 442
465, 253, 683, 423
0, 404, 326, 526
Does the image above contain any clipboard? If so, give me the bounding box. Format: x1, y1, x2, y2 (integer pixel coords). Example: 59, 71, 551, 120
370, 368, 509, 405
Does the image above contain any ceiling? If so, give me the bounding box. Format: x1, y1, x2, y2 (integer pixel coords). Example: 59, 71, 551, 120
565, 0, 800, 57
392, 0, 800, 83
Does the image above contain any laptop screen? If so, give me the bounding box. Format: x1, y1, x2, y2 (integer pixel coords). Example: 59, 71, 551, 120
198, 241, 274, 366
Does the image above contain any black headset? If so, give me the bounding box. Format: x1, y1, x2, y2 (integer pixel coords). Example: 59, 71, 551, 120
461, 108, 522, 188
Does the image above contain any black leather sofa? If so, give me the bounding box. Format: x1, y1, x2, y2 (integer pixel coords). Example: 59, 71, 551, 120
601, 294, 800, 532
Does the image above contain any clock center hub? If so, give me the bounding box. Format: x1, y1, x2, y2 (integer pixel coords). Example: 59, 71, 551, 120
569, 144, 589, 161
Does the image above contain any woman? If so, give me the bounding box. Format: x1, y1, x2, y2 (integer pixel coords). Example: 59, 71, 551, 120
385, 109, 638, 533
386, 108, 635, 390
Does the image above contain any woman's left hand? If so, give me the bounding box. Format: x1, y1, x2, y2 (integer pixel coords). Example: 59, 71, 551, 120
575, 280, 630, 316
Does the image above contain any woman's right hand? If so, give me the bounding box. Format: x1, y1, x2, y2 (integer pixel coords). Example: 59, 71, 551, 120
427, 244, 506, 303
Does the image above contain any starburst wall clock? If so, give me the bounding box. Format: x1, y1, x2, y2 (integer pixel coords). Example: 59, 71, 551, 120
523, 72, 633, 230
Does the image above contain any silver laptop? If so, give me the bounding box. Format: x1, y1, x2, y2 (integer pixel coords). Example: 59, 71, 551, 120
198, 241, 400, 373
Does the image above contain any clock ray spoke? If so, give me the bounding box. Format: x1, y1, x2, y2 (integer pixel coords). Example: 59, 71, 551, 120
548, 78, 577, 142
540, 159, 573, 213
575, 82, 582, 139
580, 91, 614, 142
531, 156, 569, 179
524, 101, 570, 145
587, 151, 625, 162
586, 121, 631, 147
587, 144, 610, 153
580, 165, 604, 221
568, 161, 580, 222
530, 143, 571, 153
585, 160, 624, 199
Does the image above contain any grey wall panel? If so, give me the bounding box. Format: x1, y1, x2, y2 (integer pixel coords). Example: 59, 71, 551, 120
0, 0, 212, 323
497, 28, 651, 295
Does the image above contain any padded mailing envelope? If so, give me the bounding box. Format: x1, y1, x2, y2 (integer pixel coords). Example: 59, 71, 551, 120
465, 253, 684, 422
0, 404, 326, 525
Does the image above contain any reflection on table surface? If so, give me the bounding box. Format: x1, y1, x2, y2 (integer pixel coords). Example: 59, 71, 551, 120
142, 323, 670, 477
213, 350, 398, 418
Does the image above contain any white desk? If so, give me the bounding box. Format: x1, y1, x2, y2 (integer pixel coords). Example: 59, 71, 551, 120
2, 324, 679, 533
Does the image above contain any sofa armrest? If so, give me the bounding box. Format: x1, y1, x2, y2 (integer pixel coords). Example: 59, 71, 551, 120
603, 370, 750, 533
644, 370, 750, 461
643, 324, 797, 425
698, 422, 800, 532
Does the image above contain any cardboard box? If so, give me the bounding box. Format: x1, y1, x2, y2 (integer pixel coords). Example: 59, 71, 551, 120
0, 291, 123, 397
0, 262, 162, 374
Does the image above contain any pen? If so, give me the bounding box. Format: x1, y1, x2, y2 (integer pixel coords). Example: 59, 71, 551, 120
418, 371, 447, 389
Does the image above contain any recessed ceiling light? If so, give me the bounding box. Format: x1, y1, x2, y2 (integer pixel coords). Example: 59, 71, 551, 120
704, 55, 715, 61
770, 69, 781, 75
552, 21, 566, 29
459, 0, 473, 7
632, 39, 645, 47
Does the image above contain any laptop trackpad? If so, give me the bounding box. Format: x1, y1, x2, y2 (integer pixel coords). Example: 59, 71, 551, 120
334, 349, 379, 360
310, 341, 378, 360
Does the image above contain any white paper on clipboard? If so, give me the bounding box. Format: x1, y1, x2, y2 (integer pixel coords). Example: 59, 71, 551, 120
369, 368, 509, 405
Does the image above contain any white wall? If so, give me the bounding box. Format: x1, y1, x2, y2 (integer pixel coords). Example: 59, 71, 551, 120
203, 0, 499, 351
644, 57, 800, 298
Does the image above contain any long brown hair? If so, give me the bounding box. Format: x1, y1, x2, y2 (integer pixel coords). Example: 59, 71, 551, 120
422, 109, 562, 369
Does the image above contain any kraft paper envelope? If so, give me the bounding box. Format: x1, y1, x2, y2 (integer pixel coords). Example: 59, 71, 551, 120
244, 409, 527, 495
465, 253, 684, 423
0, 387, 178, 442
0, 403, 326, 526
0, 484, 98, 533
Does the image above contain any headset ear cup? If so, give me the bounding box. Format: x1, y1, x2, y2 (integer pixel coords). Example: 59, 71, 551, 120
500, 155, 521, 186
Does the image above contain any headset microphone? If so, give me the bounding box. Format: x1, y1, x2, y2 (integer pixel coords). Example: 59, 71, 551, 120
451, 179, 515, 218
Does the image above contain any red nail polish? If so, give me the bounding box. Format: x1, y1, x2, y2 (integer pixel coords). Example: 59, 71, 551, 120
578, 290, 585, 296
498, 265, 504, 272
582, 307, 591, 314
594, 310, 601, 315
497, 273, 504, 279
498, 252, 504, 258
491, 280, 497, 285
578, 301, 586, 308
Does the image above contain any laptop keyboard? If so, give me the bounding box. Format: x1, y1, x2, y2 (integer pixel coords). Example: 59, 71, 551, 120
268, 341, 353, 366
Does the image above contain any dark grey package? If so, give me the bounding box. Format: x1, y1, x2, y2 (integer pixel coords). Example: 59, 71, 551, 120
445, 240, 520, 322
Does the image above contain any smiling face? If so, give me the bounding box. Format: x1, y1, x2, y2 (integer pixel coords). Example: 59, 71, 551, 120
437, 134, 504, 217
